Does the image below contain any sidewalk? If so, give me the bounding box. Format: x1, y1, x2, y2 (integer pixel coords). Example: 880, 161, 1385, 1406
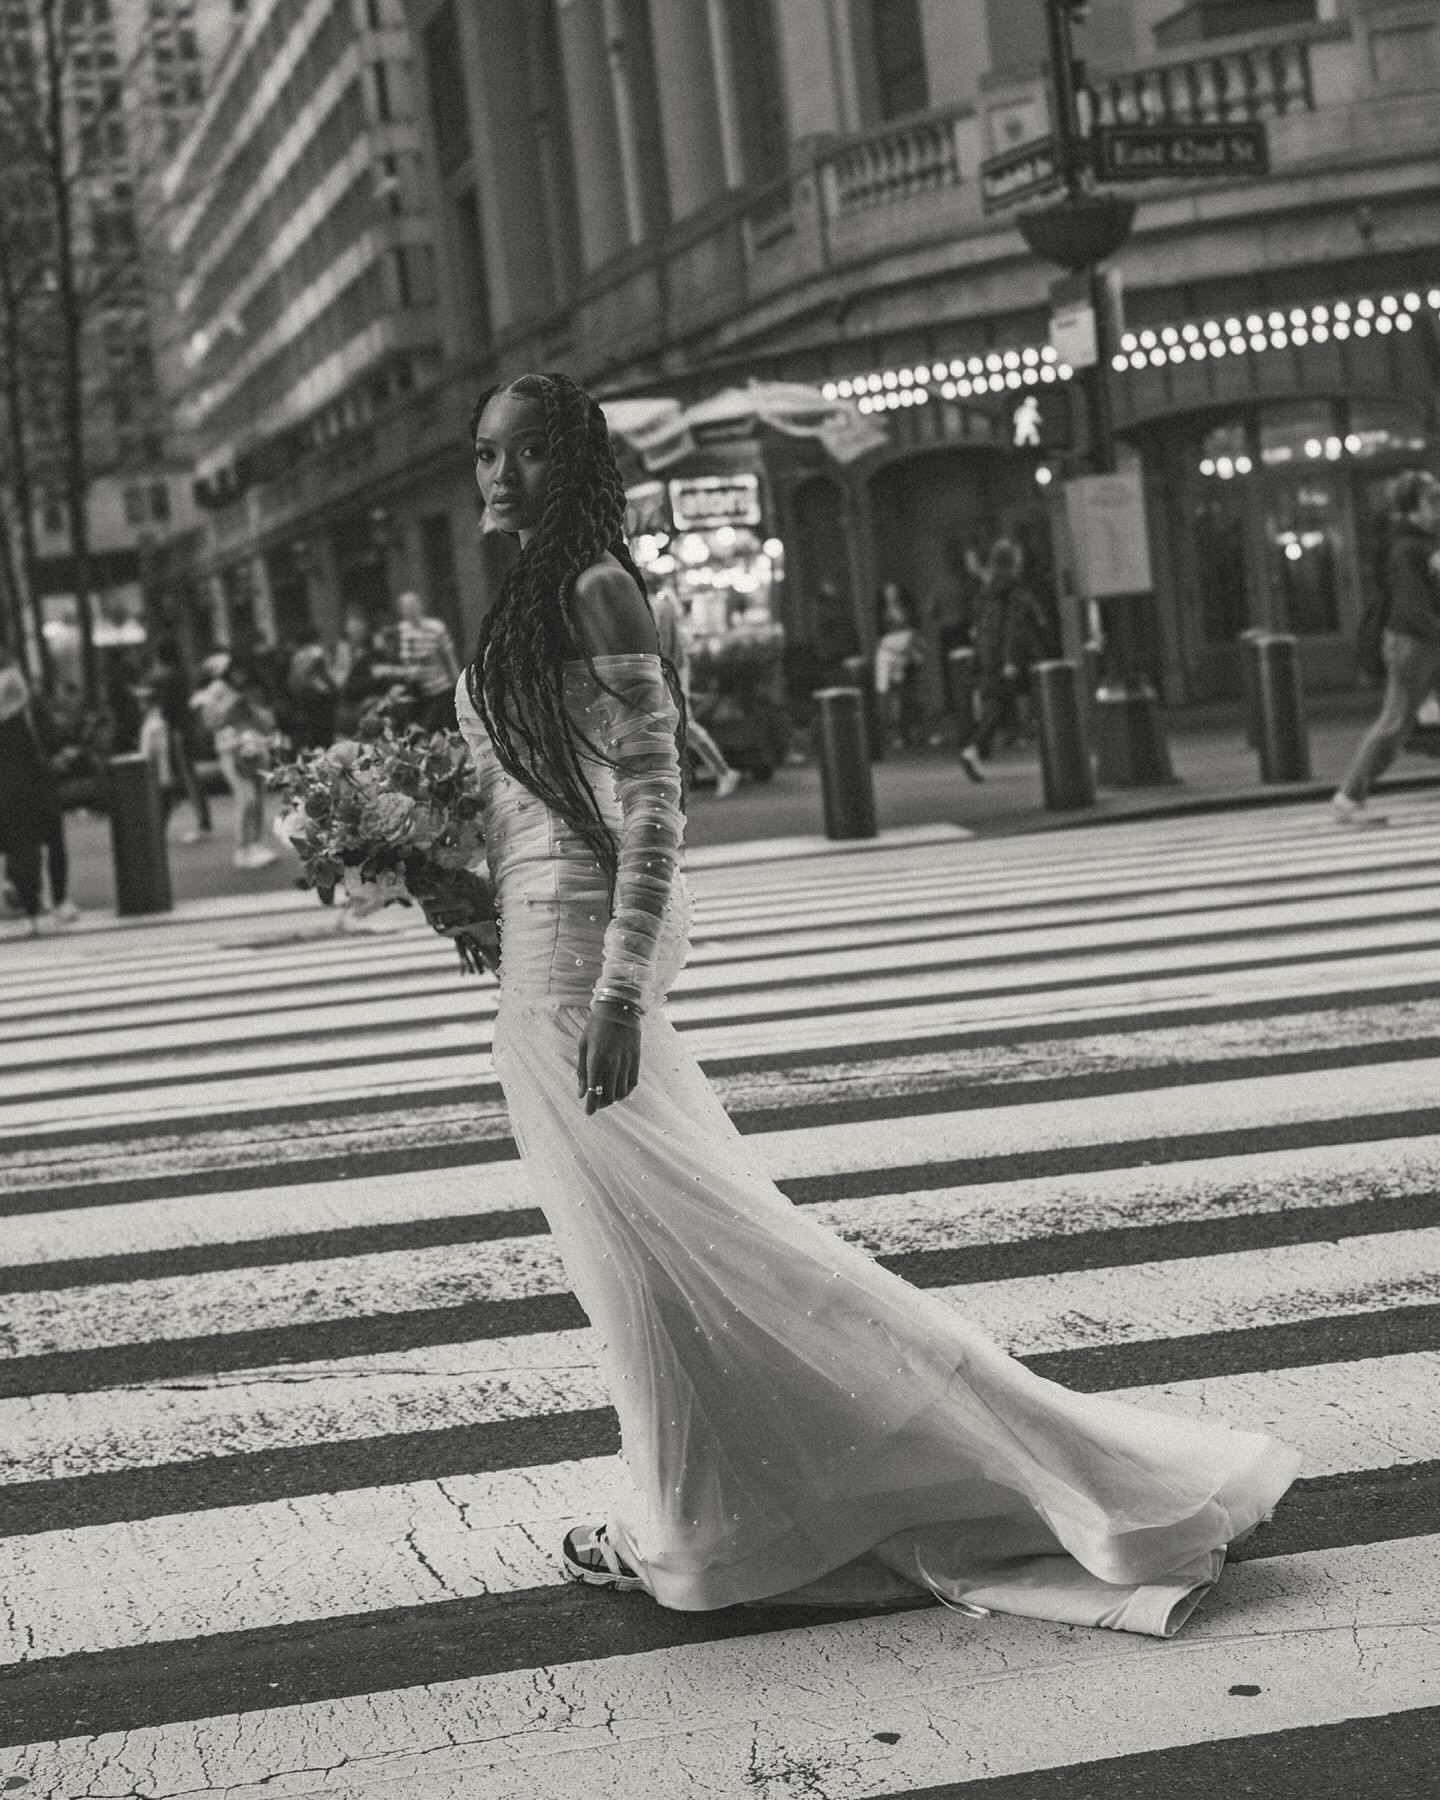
40, 694, 1440, 920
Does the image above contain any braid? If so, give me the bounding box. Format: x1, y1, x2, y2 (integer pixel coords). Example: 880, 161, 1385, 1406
465, 372, 686, 892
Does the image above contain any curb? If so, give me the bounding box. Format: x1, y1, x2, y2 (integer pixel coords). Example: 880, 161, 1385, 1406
1006, 770, 1440, 835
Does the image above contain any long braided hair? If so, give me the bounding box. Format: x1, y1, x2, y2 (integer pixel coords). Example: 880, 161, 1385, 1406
464, 371, 686, 892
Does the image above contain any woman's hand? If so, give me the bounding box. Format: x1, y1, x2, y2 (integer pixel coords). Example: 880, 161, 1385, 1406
576, 1004, 641, 1115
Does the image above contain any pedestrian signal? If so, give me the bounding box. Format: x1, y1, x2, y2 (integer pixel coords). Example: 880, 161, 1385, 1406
1007, 388, 1074, 453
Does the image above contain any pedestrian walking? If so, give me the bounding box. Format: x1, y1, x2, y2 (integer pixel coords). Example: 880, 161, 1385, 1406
1332, 469, 1440, 827
386, 590, 460, 732
959, 538, 1049, 782
424, 369, 1297, 1633
285, 626, 338, 750
331, 607, 385, 735
651, 581, 740, 796
873, 580, 924, 750
190, 653, 278, 869
0, 647, 78, 933
149, 637, 213, 841
135, 682, 179, 826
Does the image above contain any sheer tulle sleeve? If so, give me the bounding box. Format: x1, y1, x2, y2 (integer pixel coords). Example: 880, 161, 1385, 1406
452, 672, 492, 877
573, 654, 684, 1017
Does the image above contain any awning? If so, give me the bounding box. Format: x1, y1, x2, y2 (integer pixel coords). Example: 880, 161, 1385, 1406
603, 379, 888, 470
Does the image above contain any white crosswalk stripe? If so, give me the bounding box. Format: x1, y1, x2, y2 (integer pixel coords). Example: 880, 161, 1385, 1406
1, 794, 1438, 1798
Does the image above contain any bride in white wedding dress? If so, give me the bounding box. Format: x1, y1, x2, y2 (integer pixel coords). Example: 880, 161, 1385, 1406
435, 371, 1299, 1637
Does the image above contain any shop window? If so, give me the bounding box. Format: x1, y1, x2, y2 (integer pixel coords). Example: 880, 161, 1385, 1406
1343, 398, 1429, 462
1265, 479, 1342, 636
1259, 399, 1340, 469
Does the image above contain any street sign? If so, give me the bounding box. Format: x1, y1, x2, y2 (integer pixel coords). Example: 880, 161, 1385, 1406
980, 136, 1063, 213
1065, 471, 1153, 598
1050, 297, 1097, 370
1091, 123, 1269, 183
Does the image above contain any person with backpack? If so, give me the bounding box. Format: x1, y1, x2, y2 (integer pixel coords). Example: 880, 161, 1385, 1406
1332, 469, 1440, 826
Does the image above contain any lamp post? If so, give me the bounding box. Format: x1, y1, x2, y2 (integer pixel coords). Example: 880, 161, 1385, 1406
1016, 0, 1172, 787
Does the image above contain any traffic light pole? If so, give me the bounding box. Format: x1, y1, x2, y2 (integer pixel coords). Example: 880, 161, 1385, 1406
1016, 0, 1173, 786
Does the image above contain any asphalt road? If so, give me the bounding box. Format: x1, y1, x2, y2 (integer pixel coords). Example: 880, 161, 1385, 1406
2, 801, 1438, 1796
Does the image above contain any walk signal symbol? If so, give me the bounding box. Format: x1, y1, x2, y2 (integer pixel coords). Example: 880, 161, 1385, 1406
1006, 389, 1074, 453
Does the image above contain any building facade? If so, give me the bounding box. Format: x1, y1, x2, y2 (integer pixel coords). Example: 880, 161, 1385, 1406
0, 0, 239, 682
163, 0, 443, 656
171, 0, 1440, 707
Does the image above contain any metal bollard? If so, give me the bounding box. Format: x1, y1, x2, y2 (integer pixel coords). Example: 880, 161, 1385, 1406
1031, 660, 1096, 811
1254, 632, 1311, 783
841, 653, 883, 761
813, 687, 877, 840
107, 754, 173, 915
946, 647, 976, 744
1238, 627, 1268, 748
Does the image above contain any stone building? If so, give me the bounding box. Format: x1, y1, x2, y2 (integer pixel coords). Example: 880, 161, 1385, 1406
172, 0, 1440, 705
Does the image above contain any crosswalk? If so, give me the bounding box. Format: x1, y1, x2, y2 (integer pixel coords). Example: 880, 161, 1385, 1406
1, 797, 1438, 1798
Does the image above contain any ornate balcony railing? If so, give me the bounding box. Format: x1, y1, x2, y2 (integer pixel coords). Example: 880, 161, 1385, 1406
1088, 32, 1319, 127
819, 105, 971, 218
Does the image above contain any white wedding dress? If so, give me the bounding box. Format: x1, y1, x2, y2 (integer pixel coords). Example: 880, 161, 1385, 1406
455, 656, 1300, 1635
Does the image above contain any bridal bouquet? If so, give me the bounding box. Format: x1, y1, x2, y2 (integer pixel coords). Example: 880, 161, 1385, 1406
268, 715, 494, 976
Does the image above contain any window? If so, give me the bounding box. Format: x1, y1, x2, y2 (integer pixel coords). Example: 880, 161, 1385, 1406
1265, 479, 1341, 636
424, 2, 470, 175
149, 481, 171, 523
870, 0, 928, 121
372, 59, 391, 122
389, 243, 411, 307
123, 483, 146, 525
1259, 398, 1338, 469
729, 0, 787, 185
420, 511, 461, 636
452, 186, 491, 351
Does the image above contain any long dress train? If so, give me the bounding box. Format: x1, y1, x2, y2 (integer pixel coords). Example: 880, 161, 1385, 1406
456, 657, 1299, 1637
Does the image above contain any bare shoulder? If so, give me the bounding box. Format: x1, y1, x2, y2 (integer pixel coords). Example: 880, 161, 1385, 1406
570, 558, 658, 658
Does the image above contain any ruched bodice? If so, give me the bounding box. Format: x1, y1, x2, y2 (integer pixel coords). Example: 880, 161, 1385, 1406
454, 657, 690, 1009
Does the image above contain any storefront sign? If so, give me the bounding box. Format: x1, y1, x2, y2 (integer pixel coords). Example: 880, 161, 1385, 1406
981, 136, 1062, 213
669, 474, 762, 531
1091, 123, 1269, 183
1065, 471, 1153, 598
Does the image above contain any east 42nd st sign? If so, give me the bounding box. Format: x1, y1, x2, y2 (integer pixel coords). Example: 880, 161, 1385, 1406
1091, 123, 1270, 182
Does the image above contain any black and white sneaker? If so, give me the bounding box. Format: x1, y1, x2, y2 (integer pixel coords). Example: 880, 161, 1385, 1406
561, 1522, 646, 1591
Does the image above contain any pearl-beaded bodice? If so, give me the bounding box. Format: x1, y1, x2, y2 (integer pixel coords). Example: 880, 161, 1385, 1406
454, 657, 690, 1011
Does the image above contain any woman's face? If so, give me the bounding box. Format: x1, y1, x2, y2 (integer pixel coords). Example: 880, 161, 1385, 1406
474, 391, 550, 543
